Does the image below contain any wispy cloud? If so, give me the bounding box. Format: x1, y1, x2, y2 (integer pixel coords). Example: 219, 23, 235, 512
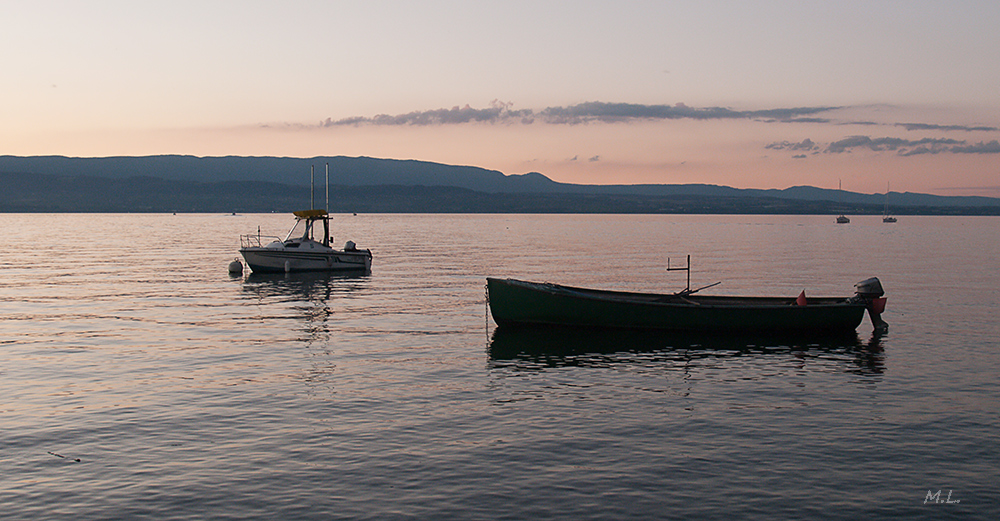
826, 136, 965, 153
537, 102, 749, 123
747, 108, 837, 122
765, 138, 819, 152
767, 136, 1000, 156
318, 101, 842, 127
310, 102, 1000, 161
951, 140, 1000, 154
897, 123, 1000, 132
321, 100, 533, 127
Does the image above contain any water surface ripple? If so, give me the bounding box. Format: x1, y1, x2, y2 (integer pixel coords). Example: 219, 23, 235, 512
1, 214, 997, 519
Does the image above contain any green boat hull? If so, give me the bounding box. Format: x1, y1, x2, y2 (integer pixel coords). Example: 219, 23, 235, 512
487, 278, 869, 333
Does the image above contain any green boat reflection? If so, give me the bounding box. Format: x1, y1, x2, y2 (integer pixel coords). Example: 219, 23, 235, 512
488, 324, 885, 375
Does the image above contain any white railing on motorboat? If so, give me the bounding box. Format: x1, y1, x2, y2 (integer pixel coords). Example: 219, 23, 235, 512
240, 234, 281, 249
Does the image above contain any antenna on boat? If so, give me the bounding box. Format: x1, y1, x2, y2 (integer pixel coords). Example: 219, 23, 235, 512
667, 255, 721, 296
310, 165, 315, 210
325, 162, 330, 213
667, 254, 691, 294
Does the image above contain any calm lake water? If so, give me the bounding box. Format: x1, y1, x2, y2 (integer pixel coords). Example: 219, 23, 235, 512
2, 213, 998, 520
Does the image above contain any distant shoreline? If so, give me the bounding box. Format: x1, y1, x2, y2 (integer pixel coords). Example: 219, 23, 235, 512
2, 181, 998, 216
3, 155, 998, 215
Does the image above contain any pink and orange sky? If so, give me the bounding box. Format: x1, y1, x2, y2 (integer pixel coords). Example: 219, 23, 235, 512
3, 1, 1000, 196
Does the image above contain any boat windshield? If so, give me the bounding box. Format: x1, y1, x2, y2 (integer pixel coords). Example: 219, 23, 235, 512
284, 218, 315, 242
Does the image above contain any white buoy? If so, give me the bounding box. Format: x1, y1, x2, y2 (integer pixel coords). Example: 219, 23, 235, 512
228, 257, 243, 274
284, 260, 291, 273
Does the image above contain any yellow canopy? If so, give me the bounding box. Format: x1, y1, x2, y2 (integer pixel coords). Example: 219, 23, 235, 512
292, 209, 328, 218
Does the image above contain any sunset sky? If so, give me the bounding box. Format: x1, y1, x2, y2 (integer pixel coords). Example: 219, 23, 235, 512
3, 0, 999, 196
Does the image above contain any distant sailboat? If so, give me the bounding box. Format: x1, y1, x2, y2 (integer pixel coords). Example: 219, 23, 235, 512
836, 179, 850, 224
883, 182, 897, 223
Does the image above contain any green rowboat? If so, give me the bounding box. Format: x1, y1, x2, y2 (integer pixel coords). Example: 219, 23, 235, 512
486, 277, 887, 333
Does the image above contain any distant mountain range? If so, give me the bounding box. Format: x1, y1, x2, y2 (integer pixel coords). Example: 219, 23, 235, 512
2, 154, 999, 214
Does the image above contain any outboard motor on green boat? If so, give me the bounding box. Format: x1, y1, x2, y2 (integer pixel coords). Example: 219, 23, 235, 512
854, 277, 888, 333
855, 277, 884, 298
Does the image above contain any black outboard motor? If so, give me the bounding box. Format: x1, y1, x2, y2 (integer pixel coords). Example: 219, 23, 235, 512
854, 277, 888, 333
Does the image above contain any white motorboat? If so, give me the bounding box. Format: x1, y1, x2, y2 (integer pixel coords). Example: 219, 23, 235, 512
239, 164, 372, 273
240, 209, 372, 273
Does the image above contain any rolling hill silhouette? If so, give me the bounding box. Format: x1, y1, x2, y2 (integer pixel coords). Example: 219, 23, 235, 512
2, 155, 998, 213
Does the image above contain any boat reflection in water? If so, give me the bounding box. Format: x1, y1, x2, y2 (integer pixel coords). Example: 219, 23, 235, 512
488, 325, 885, 376
239, 271, 371, 390
241, 270, 370, 300
240, 271, 371, 339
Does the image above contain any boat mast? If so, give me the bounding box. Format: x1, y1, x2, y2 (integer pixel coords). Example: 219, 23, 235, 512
310, 165, 315, 210
324, 163, 330, 246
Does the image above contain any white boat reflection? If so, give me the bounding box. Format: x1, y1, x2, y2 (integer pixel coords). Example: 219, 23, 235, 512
241, 270, 370, 302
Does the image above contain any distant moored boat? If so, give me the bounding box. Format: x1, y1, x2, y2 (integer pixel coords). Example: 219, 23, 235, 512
883, 182, 897, 223
835, 179, 850, 223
